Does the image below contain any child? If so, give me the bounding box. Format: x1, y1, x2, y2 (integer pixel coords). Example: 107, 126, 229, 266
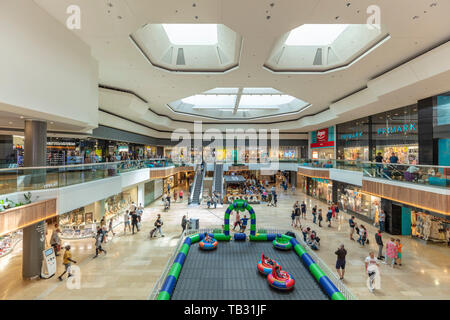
240, 215, 249, 233
395, 239, 403, 266
291, 210, 296, 227
58, 245, 77, 281
204, 232, 212, 242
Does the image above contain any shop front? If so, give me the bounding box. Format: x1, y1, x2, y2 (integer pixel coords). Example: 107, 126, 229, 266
58, 187, 138, 239
335, 182, 381, 223
411, 210, 449, 244
0, 230, 23, 258
310, 127, 335, 160
372, 104, 419, 164
336, 117, 370, 161
306, 177, 332, 204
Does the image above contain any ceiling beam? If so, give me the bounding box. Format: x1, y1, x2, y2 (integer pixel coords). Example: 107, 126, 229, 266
233, 88, 244, 115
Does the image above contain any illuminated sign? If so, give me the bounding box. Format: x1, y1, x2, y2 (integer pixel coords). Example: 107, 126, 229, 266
377, 123, 416, 136
340, 131, 363, 140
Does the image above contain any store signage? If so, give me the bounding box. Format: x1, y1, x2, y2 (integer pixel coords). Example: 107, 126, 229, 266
47, 141, 76, 146
340, 131, 363, 141
377, 123, 416, 136
316, 128, 328, 142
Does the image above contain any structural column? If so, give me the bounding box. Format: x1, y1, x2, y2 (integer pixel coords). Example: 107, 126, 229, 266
22, 120, 47, 279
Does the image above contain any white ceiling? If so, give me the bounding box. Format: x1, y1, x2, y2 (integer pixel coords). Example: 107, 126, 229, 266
33, 0, 450, 135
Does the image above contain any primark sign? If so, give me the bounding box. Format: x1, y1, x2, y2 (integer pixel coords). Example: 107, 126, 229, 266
377, 123, 416, 136
340, 131, 363, 141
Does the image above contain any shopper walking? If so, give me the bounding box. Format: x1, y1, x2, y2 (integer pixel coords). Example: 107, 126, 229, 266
108, 219, 115, 237
334, 203, 340, 221
181, 215, 188, 234
318, 209, 323, 227
174, 191, 178, 203
312, 205, 317, 224
130, 210, 140, 234
179, 189, 183, 202
233, 211, 241, 231
137, 204, 144, 223
375, 230, 384, 260
326, 207, 332, 227
94, 226, 107, 258
58, 245, 77, 281
335, 244, 347, 280
385, 238, 398, 267
123, 210, 131, 234
365, 251, 381, 293
358, 225, 367, 246
349, 216, 356, 241
150, 214, 164, 238
301, 201, 306, 219
395, 239, 403, 266
378, 210, 386, 232
50, 225, 61, 256
291, 210, 296, 227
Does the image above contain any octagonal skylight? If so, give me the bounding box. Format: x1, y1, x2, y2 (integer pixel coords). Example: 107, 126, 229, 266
130, 24, 242, 73
162, 24, 218, 45
285, 24, 349, 46
168, 88, 310, 120
265, 24, 390, 73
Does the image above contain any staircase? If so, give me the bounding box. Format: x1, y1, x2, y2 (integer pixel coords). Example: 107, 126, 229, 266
189, 166, 205, 205
212, 162, 224, 203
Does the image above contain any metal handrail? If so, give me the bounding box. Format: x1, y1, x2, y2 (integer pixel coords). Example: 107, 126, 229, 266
148, 230, 186, 300
189, 165, 199, 204
264, 228, 356, 300
150, 227, 356, 300
0, 158, 174, 172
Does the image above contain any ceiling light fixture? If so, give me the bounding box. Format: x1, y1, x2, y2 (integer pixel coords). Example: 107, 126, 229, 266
285, 24, 349, 46
162, 24, 218, 45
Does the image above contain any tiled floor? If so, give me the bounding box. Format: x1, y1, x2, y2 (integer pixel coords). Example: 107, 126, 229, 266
1, 184, 449, 300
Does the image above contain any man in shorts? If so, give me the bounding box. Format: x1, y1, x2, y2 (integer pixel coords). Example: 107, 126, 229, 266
233, 211, 241, 231
349, 216, 356, 240
335, 244, 347, 280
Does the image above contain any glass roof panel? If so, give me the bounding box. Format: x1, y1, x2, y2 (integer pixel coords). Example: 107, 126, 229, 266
242, 88, 282, 94
204, 88, 239, 94
239, 95, 296, 107
285, 24, 349, 46
181, 94, 236, 107
162, 24, 218, 45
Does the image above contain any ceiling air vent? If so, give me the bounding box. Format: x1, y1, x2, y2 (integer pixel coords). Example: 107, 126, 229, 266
176, 48, 186, 65
313, 48, 323, 65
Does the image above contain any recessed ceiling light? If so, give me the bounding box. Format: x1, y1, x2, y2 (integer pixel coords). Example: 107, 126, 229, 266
285, 24, 349, 46
162, 24, 218, 45
20, 116, 24, 119
50, 121, 54, 124
8, 121, 13, 125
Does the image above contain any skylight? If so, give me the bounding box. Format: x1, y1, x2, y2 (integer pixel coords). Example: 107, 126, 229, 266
181, 95, 235, 107
170, 87, 310, 119
162, 24, 218, 45
239, 95, 295, 107
285, 24, 349, 46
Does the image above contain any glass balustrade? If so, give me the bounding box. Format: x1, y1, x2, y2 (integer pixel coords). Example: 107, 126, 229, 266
0, 159, 183, 196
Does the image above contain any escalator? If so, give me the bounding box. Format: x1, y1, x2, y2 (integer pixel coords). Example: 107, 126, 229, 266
212, 162, 224, 203
189, 165, 205, 205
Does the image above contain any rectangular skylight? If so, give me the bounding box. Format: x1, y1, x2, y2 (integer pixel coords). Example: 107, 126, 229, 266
285, 24, 349, 46
162, 24, 218, 45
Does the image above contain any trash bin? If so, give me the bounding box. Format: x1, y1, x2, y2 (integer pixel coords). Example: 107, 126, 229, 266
189, 218, 199, 230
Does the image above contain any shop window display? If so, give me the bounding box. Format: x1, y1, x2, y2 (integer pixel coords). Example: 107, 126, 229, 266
337, 184, 380, 222
0, 230, 22, 258
411, 211, 450, 243
59, 207, 97, 239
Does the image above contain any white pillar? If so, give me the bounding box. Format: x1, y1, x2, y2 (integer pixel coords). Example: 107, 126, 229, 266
137, 182, 145, 207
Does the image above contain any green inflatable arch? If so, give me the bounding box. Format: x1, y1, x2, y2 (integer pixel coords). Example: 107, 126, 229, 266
224, 199, 256, 237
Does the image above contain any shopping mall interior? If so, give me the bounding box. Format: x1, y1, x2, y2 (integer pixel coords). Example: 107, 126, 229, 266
0, 0, 449, 306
